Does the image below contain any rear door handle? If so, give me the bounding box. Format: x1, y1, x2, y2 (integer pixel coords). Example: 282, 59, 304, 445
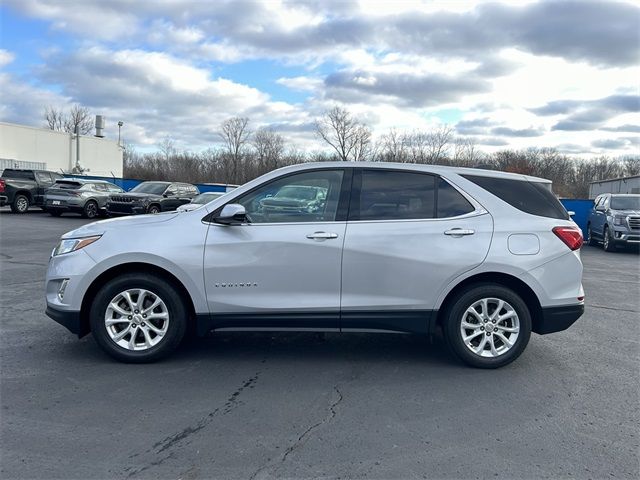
444, 228, 475, 236
306, 231, 339, 240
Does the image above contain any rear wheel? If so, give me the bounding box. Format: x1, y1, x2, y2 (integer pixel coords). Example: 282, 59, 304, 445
11, 194, 29, 213
443, 284, 532, 368
90, 273, 188, 363
82, 200, 99, 219
603, 226, 616, 252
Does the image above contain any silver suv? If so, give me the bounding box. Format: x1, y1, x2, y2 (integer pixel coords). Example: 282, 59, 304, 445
45, 163, 585, 368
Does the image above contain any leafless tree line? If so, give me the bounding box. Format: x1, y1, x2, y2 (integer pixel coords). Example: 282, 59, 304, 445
42, 105, 637, 198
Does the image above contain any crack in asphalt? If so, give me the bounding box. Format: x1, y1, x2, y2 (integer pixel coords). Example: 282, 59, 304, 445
587, 303, 638, 313
123, 372, 260, 478
249, 385, 343, 480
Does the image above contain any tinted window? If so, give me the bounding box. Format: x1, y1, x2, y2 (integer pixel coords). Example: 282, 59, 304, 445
51, 173, 64, 181
35, 172, 52, 183
235, 170, 344, 223
351, 170, 435, 221
131, 182, 169, 194
437, 178, 474, 218
106, 183, 123, 192
462, 174, 569, 220
93, 183, 108, 192
1, 169, 35, 180
53, 180, 82, 190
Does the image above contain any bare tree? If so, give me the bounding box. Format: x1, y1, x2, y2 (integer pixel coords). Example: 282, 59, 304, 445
253, 127, 285, 170
351, 124, 373, 162
158, 137, 176, 161
44, 104, 93, 134
44, 106, 64, 131
219, 117, 250, 182
315, 106, 371, 161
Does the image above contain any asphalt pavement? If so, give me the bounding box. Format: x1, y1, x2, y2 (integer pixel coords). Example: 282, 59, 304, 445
1, 208, 638, 479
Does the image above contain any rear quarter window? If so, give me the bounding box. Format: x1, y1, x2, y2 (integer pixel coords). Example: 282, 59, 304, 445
461, 174, 569, 220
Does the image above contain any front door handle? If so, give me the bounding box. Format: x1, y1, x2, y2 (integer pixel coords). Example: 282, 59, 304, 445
306, 231, 339, 240
444, 228, 475, 236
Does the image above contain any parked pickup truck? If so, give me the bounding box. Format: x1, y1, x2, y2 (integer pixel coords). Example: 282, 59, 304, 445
0, 169, 65, 213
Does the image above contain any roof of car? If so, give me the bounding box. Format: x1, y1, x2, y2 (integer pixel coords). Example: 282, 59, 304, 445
270, 161, 552, 183
56, 178, 114, 184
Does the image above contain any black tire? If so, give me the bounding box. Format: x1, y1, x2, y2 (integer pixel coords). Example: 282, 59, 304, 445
49, 210, 63, 217
586, 224, 597, 246
603, 226, 616, 252
90, 273, 188, 363
147, 204, 160, 214
82, 200, 99, 219
442, 284, 532, 369
10, 194, 29, 213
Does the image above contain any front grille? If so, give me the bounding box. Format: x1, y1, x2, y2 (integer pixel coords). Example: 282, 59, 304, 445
110, 196, 135, 203
107, 203, 134, 213
628, 216, 640, 230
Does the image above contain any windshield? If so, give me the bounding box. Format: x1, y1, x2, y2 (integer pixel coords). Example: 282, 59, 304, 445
130, 182, 168, 195
193, 192, 223, 204
275, 186, 317, 200
610, 196, 640, 210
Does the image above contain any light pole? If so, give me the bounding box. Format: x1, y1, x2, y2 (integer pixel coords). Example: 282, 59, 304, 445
117, 121, 123, 146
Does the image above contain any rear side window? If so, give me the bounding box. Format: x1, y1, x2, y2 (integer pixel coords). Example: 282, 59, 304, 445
1, 169, 35, 180
462, 174, 569, 220
54, 181, 82, 189
350, 170, 436, 221
437, 178, 474, 218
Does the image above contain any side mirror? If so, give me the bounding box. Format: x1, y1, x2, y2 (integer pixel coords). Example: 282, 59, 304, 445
163, 191, 175, 197
214, 204, 247, 225
595, 205, 606, 212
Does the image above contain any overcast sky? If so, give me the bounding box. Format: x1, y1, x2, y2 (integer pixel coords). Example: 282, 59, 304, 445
1, 0, 638, 156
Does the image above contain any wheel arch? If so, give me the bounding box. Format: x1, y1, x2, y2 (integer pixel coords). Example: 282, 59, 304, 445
14, 190, 33, 201
435, 272, 543, 334
79, 262, 197, 337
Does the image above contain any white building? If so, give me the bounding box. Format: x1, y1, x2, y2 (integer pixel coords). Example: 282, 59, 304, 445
0, 121, 123, 177
589, 175, 640, 198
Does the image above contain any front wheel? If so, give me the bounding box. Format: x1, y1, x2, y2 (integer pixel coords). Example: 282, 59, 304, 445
603, 226, 616, 252
90, 273, 188, 362
443, 284, 532, 368
587, 224, 597, 246
147, 204, 160, 214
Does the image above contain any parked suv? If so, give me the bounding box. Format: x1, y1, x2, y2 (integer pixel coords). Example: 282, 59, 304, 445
0, 168, 65, 213
45, 163, 584, 368
587, 194, 640, 251
45, 179, 124, 218
106, 181, 199, 215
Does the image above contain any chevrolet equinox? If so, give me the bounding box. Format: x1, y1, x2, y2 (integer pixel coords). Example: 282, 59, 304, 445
45, 162, 585, 368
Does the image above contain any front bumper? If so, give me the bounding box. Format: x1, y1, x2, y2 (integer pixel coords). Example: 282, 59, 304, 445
106, 203, 146, 215
535, 304, 584, 334
612, 229, 640, 244
45, 305, 87, 337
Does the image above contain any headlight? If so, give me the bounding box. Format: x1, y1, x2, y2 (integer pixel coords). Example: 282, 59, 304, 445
613, 216, 626, 226
52, 235, 101, 257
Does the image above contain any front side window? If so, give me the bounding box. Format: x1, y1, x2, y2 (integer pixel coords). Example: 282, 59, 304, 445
235, 170, 344, 223
350, 170, 436, 221
35, 172, 52, 183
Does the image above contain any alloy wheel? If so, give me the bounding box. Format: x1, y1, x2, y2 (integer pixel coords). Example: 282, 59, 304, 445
104, 288, 170, 351
459, 297, 520, 358
16, 197, 28, 212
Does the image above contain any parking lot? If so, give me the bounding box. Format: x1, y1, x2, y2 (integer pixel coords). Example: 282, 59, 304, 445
0, 209, 638, 480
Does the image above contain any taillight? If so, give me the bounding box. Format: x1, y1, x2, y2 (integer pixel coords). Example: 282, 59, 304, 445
553, 226, 583, 251
0, 179, 5, 193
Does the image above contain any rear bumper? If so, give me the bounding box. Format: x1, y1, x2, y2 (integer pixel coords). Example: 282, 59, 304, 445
535, 304, 584, 334
45, 305, 88, 337
0, 196, 7, 206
